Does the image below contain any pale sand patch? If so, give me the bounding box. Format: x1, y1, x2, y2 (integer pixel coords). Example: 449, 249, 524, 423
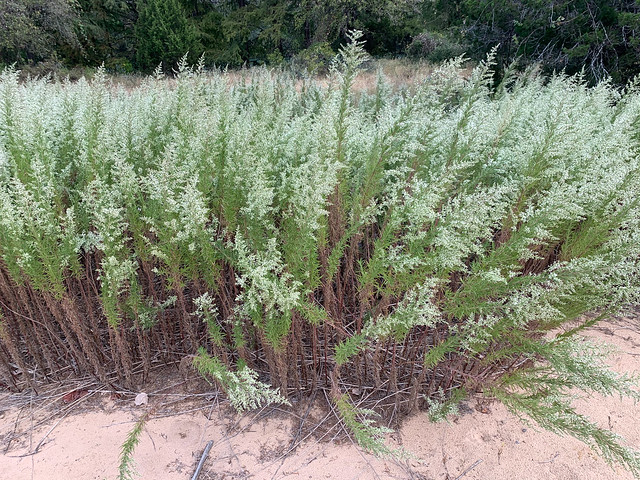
1, 317, 639, 480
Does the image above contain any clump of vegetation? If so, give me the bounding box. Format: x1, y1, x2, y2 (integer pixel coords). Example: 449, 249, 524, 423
406, 31, 466, 64
1, 33, 640, 474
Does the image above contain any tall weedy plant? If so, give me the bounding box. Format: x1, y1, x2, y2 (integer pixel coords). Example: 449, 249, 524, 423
1, 35, 640, 473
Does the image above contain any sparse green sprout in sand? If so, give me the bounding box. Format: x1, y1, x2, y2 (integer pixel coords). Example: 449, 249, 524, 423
118, 412, 150, 480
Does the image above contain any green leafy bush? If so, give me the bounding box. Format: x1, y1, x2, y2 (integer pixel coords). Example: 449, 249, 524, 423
291, 42, 336, 75
1, 33, 640, 474
406, 31, 466, 63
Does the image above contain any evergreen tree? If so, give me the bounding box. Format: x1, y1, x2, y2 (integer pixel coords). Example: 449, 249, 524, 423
135, 0, 201, 71
74, 0, 136, 70
456, 0, 640, 83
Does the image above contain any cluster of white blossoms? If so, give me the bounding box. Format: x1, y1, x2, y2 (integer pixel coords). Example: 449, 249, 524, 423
1, 37, 640, 467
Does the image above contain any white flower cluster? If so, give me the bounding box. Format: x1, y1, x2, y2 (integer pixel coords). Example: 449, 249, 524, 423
234, 234, 301, 319
194, 350, 289, 412
226, 365, 290, 412
1, 45, 640, 430
365, 279, 441, 341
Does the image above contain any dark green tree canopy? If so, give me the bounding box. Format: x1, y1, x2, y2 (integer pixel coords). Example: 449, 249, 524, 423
0, 0, 79, 64
135, 0, 201, 71
74, 0, 136, 70
458, 0, 640, 82
1, 0, 639, 83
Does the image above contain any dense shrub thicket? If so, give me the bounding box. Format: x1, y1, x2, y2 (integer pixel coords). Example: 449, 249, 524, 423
4, 1, 640, 83
1, 35, 640, 471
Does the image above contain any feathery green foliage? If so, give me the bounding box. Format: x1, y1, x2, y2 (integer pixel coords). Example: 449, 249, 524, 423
193, 347, 290, 412
118, 411, 150, 480
1, 35, 640, 474
335, 394, 395, 457
490, 337, 640, 476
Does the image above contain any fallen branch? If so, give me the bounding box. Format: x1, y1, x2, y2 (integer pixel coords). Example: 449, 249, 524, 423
191, 440, 214, 480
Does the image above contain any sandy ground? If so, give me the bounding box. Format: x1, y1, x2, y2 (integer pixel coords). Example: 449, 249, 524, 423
1, 316, 640, 480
